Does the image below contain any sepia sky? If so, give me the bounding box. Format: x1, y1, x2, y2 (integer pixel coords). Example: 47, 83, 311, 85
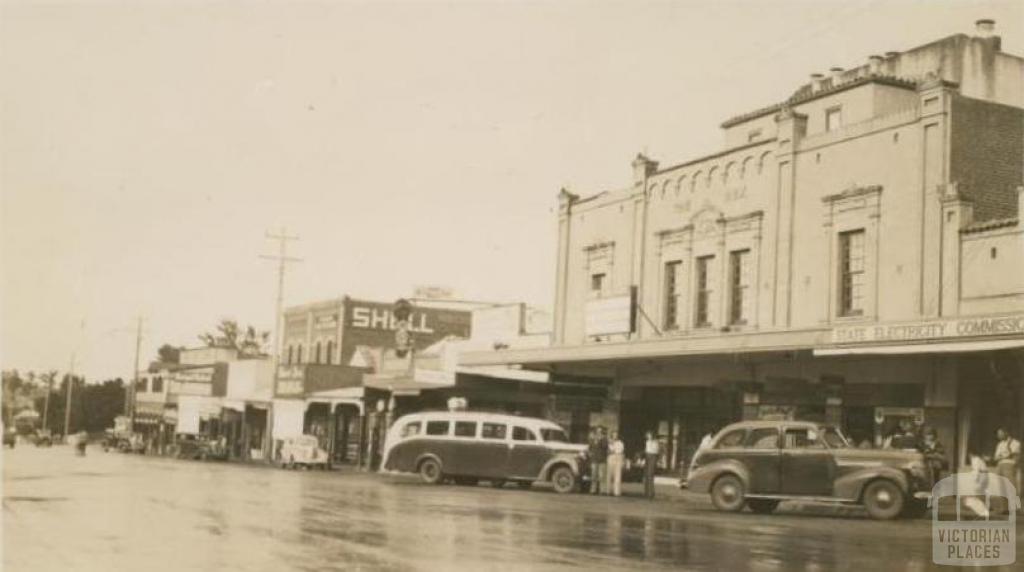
2, 0, 1022, 381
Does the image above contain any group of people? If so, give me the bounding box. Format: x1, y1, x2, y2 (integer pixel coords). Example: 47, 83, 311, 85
587, 427, 662, 499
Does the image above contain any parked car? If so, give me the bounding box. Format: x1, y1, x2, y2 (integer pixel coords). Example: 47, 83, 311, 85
278, 435, 330, 470
682, 420, 934, 520
174, 434, 228, 461
382, 411, 587, 494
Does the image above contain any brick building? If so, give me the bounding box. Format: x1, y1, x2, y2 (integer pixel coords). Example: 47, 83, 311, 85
463, 21, 1024, 474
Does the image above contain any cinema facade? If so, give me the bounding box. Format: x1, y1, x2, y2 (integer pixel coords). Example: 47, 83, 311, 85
462, 22, 1024, 474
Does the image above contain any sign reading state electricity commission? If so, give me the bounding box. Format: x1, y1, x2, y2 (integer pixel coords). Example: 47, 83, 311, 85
831, 314, 1024, 344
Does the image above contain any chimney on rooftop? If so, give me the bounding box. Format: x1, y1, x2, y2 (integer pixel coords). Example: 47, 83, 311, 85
810, 73, 825, 92
975, 19, 995, 38
829, 67, 844, 85
868, 55, 884, 74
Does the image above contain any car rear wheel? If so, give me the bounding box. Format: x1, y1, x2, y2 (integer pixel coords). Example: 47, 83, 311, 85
747, 499, 780, 514
418, 458, 443, 485
863, 479, 904, 520
551, 466, 576, 494
710, 475, 746, 512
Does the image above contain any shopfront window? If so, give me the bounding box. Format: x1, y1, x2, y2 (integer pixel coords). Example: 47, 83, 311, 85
152, 376, 163, 393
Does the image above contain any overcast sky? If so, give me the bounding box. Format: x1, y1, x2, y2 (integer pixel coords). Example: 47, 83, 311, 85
2, 0, 1022, 381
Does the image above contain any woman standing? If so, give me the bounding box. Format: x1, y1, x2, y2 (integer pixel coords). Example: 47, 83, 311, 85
607, 430, 625, 497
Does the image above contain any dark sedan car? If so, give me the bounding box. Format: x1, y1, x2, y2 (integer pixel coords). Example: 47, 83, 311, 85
682, 420, 933, 520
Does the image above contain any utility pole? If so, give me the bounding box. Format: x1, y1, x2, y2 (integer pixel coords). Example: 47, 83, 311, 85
260, 228, 301, 370
127, 316, 143, 427
259, 228, 301, 461
63, 353, 75, 440
41, 372, 53, 433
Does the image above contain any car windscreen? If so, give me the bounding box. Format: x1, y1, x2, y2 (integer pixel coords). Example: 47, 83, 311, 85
540, 428, 568, 443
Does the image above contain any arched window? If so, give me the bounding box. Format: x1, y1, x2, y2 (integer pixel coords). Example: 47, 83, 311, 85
326, 340, 334, 365
741, 156, 753, 178
707, 167, 718, 187
315, 341, 322, 364
676, 175, 686, 196
758, 151, 772, 174
723, 162, 735, 184
297, 345, 304, 364
691, 171, 701, 193
287, 345, 294, 365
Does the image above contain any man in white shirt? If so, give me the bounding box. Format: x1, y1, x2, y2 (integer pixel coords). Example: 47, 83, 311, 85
644, 431, 660, 499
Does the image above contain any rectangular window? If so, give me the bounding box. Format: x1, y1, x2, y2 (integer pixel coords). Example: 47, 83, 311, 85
825, 106, 843, 132
454, 421, 477, 438
425, 421, 449, 436
695, 255, 714, 327
512, 426, 537, 441
481, 423, 507, 440
729, 249, 750, 325
663, 261, 682, 330
136, 378, 147, 391
152, 376, 163, 393
839, 229, 865, 316
747, 129, 762, 142
590, 273, 606, 297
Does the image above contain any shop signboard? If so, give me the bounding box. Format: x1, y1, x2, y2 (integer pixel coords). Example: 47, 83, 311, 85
831, 313, 1024, 345
584, 288, 637, 337
276, 365, 304, 396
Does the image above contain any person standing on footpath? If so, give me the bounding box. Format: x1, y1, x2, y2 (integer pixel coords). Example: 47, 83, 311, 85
607, 430, 625, 497
644, 431, 660, 499
588, 427, 608, 495
992, 427, 1020, 515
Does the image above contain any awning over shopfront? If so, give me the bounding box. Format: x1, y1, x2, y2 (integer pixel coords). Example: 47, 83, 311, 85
815, 338, 1024, 356
305, 387, 365, 413
176, 396, 222, 434
460, 328, 828, 370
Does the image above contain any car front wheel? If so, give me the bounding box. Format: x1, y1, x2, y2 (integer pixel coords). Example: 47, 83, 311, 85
863, 479, 904, 520
551, 466, 576, 494
418, 458, 443, 485
710, 474, 746, 512
747, 499, 780, 514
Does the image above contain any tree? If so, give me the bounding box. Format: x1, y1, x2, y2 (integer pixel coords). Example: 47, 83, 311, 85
199, 319, 269, 357
156, 344, 182, 364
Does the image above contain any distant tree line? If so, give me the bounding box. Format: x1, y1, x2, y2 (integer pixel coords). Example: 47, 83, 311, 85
2, 370, 125, 434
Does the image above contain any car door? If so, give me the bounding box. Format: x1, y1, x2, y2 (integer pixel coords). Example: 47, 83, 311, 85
476, 422, 511, 478
506, 425, 548, 479
780, 426, 835, 496
742, 427, 782, 494
448, 420, 481, 476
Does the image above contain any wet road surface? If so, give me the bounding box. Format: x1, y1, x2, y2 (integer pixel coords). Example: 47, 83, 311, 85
2, 446, 1018, 571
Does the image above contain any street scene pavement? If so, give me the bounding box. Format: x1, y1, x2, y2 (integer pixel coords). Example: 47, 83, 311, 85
5, 446, 1006, 572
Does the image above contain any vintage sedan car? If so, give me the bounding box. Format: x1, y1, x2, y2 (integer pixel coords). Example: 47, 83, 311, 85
279, 435, 330, 470
683, 420, 933, 520
381, 412, 587, 494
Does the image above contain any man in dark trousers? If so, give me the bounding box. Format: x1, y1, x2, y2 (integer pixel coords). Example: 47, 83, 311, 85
644, 431, 660, 499
588, 427, 608, 495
